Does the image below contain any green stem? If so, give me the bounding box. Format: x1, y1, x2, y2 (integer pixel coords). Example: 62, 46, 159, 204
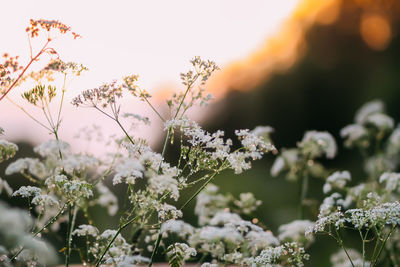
372, 225, 396, 267
148, 232, 162, 267
335, 228, 356, 267
299, 173, 309, 219
9, 203, 67, 262
95, 215, 140, 267
65, 204, 73, 267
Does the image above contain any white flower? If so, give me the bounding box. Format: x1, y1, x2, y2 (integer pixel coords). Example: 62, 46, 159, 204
13, 186, 41, 198
6, 158, 46, 178
34, 140, 71, 158
161, 220, 194, 238
95, 182, 118, 216
379, 172, 400, 192
234, 193, 262, 214
298, 131, 337, 159
340, 124, 368, 148
157, 203, 182, 221
148, 173, 179, 201
245, 230, 279, 255
365, 113, 394, 131
278, 220, 315, 244
209, 211, 242, 226
113, 158, 144, 185
323, 171, 351, 194
166, 243, 197, 260
61, 154, 99, 174
72, 224, 99, 237
0, 139, 18, 162
31, 195, 59, 210
0, 178, 13, 196
355, 99, 384, 124
387, 126, 400, 155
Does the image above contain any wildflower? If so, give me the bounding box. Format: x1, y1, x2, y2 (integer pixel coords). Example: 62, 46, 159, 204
365, 113, 394, 131
340, 124, 369, 148
387, 126, 400, 155
298, 131, 337, 159
166, 243, 197, 266
233, 193, 262, 215
71, 80, 123, 108
0, 139, 18, 162
379, 172, 400, 192
31, 194, 59, 213
0, 178, 13, 196
113, 158, 144, 185
323, 171, 351, 194
270, 148, 301, 179
161, 220, 195, 238
149, 173, 179, 201
278, 220, 315, 245
72, 224, 99, 237
94, 183, 118, 216
12, 186, 41, 198
157, 203, 183, 221
34, 140, 70, 158
5, 157, 46, 178
25, 19, 80, 39
354, 99, 384, 124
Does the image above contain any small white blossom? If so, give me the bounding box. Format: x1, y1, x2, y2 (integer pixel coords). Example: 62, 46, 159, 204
0, 139, 18, 162
379, 172, 400, 192
95, 182, 118, 216
161, 220, 194, 238
278, 220, 315, 244
298, 131, 337, 159
365, 113, 394, 131
0, 178, 13, 196
157, 203, 182, 221
6, 158, 46, 178
355, 99, 384, 124
72, 224, 99, 237
340, 124, 368, 148
13, 186, 41, 198
34, 140, 70, 158
113, 158, 144, 185
323, 171, 351, 194
149, 173, 179, 201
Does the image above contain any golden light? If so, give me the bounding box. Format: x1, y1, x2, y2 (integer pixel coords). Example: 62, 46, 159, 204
360, 13, 392, 51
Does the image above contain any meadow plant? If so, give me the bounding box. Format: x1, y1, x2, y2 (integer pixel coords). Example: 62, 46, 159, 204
0, 20, 302, 267
2, 19, 399, 267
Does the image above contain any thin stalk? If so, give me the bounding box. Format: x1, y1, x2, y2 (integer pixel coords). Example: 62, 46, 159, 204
10, 203, 67, 262
65, 204, 73, 267
180, 170, 219, 211
335, 228, 356, 267
299, 173, 309, 219
95, 215, 140, 267
148, 232, 162, 267
141, 95, 165, 122
6, 96, 52, 131
56, 74, 67, 130
372, 225, 396, 267
0, 40, 50, 102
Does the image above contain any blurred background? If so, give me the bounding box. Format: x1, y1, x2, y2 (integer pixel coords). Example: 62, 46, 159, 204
2, 0, 400, 265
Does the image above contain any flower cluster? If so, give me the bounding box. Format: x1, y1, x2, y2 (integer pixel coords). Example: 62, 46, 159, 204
26, 19, 80, 39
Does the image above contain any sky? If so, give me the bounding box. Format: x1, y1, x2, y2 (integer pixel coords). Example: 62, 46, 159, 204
1, 0, 300, 151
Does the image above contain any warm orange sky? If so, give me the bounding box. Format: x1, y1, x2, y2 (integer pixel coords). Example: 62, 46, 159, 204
1, 0, 300, 152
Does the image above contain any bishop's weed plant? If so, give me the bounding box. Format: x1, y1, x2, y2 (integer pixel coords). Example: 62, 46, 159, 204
1, 19, 400, 267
